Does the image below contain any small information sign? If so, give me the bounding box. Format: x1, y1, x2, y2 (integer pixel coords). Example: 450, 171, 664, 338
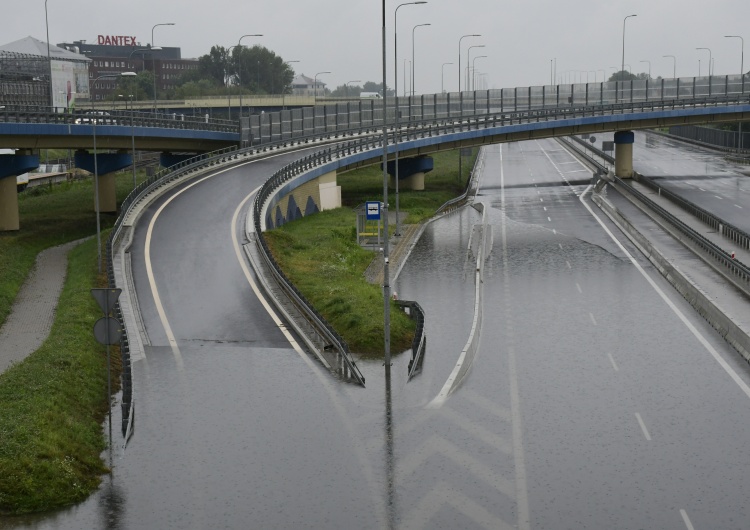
366, 201, 381, 220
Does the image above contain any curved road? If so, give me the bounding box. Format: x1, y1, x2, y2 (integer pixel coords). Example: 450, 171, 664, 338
9, 136, 750, 529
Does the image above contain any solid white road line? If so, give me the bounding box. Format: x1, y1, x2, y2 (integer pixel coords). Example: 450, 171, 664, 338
576, 283, 582, 293
734, 204, 743, 209
634, 412, 652, 440
580, 184, 750, 402
680, 509, 695, 530
607, 353, 619, 372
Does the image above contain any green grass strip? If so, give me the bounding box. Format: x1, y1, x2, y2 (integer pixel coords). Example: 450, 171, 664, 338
0, 235, 113, 515
265, 148, 477, 355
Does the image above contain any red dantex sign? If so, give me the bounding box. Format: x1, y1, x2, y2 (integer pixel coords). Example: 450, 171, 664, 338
97, 35, 137, 46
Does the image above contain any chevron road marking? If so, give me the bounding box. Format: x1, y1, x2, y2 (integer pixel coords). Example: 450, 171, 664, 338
395, 435, 516, 500
400, 481, 517, 530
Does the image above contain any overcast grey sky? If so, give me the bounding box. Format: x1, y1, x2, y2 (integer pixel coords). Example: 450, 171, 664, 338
3, 0, 748, 93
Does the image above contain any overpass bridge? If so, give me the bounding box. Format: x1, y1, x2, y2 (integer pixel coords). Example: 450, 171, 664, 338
1, 74, 748, 230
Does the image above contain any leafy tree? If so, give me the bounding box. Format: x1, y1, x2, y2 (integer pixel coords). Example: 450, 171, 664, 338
607, 70, 642, 82
117, 71, 154, 100
331, 84, 362, 97
229, 45, 294, 95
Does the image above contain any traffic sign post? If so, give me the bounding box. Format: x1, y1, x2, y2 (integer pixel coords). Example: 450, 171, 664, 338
91, 288, 122, 448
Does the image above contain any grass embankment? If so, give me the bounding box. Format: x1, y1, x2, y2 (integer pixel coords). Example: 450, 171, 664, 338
0, 236, 115, 514
0, 170, 146, 515
264, 148, 477, 356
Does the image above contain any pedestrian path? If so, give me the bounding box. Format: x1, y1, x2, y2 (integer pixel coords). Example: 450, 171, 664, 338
0, 240, 84, 375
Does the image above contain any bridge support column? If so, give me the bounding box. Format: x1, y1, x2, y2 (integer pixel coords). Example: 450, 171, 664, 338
75, 150, 132, 213
0, 151, 39, 231
614, 130, 635, 179
384, 156, 434, 191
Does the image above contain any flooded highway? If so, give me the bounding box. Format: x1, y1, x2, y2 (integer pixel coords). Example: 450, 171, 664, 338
6, 137, 750, 529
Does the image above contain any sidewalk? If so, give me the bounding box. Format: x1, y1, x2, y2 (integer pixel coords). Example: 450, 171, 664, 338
0, 239, 84, 375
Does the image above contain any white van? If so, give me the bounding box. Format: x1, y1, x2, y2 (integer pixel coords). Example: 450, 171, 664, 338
360, 92, 382, 99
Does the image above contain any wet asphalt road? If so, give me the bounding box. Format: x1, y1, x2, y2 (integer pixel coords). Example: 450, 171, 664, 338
6, 137, 750, 529
587, 131, 750, 230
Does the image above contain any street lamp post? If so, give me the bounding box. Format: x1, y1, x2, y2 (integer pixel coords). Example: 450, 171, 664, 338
45, 0, 53, 109
313, 71, 330, 101
442, 62, 453, 93
151, 23, 175, 114
663, 55, 676, 78
467, 45, 485, 91
725, 35, 745, 150
458, 34, 481, 93
380, 0, 392, 374
226, 45, 238, 119
411, 23, 431, 96
237, 34, 263, 119
345, 80, 361, 98
621, 14, 637, 101
472, 55, 487, 91
394, 1, 427, 237
90, 72, 136, 272
640, 59, 651, 79
696, 47, 712, 76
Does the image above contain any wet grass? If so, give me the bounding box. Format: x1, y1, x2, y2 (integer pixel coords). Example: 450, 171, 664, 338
0, 170, 144, 515
0, 235, 117, 515
264, 148, 477, 356
0, 170, 146, 329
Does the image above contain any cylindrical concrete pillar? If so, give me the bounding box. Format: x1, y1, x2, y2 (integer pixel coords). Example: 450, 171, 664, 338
614, 130, 635, 179
0, 177, 20, 231
96, 172, 117, 213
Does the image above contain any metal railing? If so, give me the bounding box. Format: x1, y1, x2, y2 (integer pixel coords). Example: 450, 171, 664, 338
562, 136, 750, 291
567, 134, 750, 253
396, 300, 426, 380
0, 105, 236, 133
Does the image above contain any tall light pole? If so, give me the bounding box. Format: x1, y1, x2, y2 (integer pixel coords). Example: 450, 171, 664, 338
467, 44, 485, 91
442, 62, 453, 93
394, 1, 427, 238
640, 59, 651, 79
411, 23, 431, 96
472, 55, 487, 91
696, 47, 712, 76
90, 72, 136, 272
380, 0, 391, 376
663, 55, 676, 78
458, 34, 481, 92
237, 34, 263, 119
151, 23, 175, 114
725, 35, 745, 88
313, 71, 330, 101
466, 44, 486, 90
345, 80, 361, 98
620, 13, 637, 101
45, 0, 53, 109
725, 35, 745, 150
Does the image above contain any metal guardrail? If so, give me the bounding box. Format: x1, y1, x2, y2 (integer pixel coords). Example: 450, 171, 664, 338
611, 174, 750, 289
567, 134, 750, 254
0, 105, 236, 133
563, 136, 750, 291
633, 174, 750, 253
396, 300, 426, 381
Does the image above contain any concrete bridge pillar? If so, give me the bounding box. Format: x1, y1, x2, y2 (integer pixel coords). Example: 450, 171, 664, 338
384, 156, 434, 191
0, 150, 39, 231
614, 131, 635, 179
75, 150, 132, 213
